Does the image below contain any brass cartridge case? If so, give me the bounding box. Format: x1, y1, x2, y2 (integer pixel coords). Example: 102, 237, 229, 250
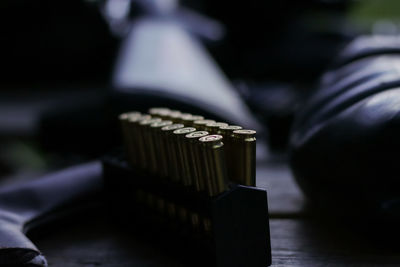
127, 114, 152, 167
185, 131, 209, 191
219, 125, 243, 180
185, 131, 211, 232
172, 127, 197, 184
155, 195, 166, 215
150, 120, 173, 175
180, 114, 205, 127
161, 123, 185, 179
190, 213, 201, 232
135, 189, 146, 204
148, 107, 170, 118
119, 112, 141, 165
158, 109, 172, 119
166, 201, 177, 219
203, 217, 212, 236
205, 122, 228, 134
164, 117, 192, 223
231, 129, 256, 186
138, 118, 162, 171
149, 107, 173, 120
167, 110, 182, 123
193, 119, 216, 131
119, 112, 141, 127
176, 113, 191, 124
178, 205, 189, 224
198, 134, 228, 196
219, 125, 243, 137
146, 192, 156, 210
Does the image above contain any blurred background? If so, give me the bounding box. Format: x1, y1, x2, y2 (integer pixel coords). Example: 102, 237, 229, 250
1, 0, 399, 183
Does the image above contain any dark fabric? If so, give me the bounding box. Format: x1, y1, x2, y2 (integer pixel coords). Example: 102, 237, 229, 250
289, 35, 400, 221
0, 161, 103, 266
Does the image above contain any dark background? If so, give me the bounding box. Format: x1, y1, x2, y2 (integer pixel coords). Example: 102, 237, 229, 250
2, 1, 400, 266
0, 0, 366, 179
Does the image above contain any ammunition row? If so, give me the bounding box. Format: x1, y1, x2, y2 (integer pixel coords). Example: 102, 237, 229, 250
119, 107, 256, 233
120, 107, 257, 188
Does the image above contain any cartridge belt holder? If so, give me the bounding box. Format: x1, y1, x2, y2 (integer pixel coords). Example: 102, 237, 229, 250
102, 154, 271, 267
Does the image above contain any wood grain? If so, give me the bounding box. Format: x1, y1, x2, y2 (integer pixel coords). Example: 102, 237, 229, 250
32, 163, 400, 266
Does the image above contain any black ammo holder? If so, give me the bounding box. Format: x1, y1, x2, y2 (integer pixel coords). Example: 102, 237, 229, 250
102, 154, 271, 267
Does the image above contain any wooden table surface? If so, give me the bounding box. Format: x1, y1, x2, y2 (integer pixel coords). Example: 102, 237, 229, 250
33, 161, 400, 266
